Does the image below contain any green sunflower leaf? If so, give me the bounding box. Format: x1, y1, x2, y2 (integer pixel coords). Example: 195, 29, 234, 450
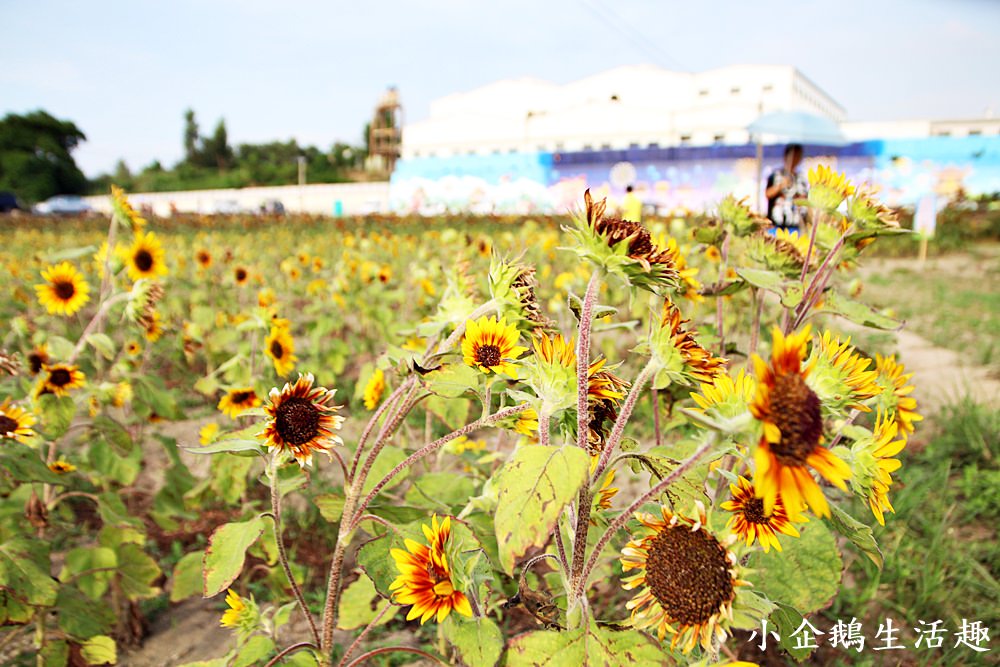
507, 620, 669, 666
203, 516, 267, 597
441, 614, 504, 667
827, 505, 883, 569
748, 520, 842, 614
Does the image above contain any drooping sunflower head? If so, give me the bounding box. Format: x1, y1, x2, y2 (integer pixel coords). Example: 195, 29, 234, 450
110, 185, 147, 231
260, 373, 344, 467
37, 364, 86, 398
690, 368, 756, 422
488, 257, 555, 335
846, 184, 899, 231
389, 515, 473, 625
122, 230, 168, 281
621, 504, 745, 652
658, 237, 703, 302
720, 476, 802, 553
873, 354, 923, 439
0, 399, 36, 443
847, 410, 906, 526
807, 164, 855, 212
805, 331, 882, 416
594, 468, 619, 511
649, 300, 726, 387
27, 344, 50, 375
461, 315, 527, 378
750, 326, 851, 518
363, 368, 386, 410
217, 388, 261, 419
265, 326, 297, 378
583, 358, 629, 455
219, 589, 260, 638
562, 190, 679, 294
35, 262, 91, 316
747, 229, 813, 276
143, 310, 164, 342
513, 407, 539, 438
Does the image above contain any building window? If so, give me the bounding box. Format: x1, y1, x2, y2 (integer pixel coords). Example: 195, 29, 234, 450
679, 134, 691, 145
763, 84, 773, 92
969, 129, 982, 136
648, 142, 660, 149
600, 143, 611, 150
583, 144, 593, 151
713, 133, 725, 144
730, 87, 740, 95
698, 89, 708, 97
628, 142, 640, 149
933, 130, 950, 137
555, 142, 565, 151
610, 94, 619, 101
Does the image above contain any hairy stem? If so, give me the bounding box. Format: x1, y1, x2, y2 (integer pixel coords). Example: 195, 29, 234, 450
716, 232, 730, 357
320, 522, 351, 657
592, 360, 657, 481
575, 270, 601, 450
344, 647, 445, 667
748, 287, 763, 361
337, 605, 391, 667
264, 642, 317, 667
348, 379, 413, 482
792, 228, 852, 331
538, 408, 551, 447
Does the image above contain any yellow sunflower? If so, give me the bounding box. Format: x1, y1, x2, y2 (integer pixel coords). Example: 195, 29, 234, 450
461, 315, 527, 378
234, 266, 250, 286
514, 407, 539, 437
217, 388, 261, 419
653, 301, 727, 385
720, 476, 802, 552
0, 399, 36, 442
873, 354, 922, 439
806, 331, 881, 415
143, 310, 164, 342
126, 341, 142, 356
807, 164, 855, 212
594, 468, 619, 511
37, 364, 86, 397
690, 368, 756, 420
48, 460, 76, 474
27, 344, 50, 375
195, 249, 212, 269
111, 185, 147, 230
389, 515, 473, 625
35, 262, 90, 316
750, 326, 851, 519
621, 504, 747, 652
259, 373, 344, 467
363, 368, 385, 410
122, 230, 168, 281
849, 411, 907, 526
219, 588, 259, 637
265, 326, 297, 378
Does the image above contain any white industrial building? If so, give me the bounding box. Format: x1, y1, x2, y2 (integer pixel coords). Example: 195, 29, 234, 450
401, 64, 847, 158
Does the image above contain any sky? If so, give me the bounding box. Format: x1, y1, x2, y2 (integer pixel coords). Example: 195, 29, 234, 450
2, 0, 998, 176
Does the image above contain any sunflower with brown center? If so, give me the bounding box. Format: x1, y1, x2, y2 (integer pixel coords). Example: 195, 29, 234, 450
0, 399, 36, 442
461, 315, 527, 378
195, 249, 213, 269
143, 310, 164, 342
621, 504, 746, 653
48, 460, 76, 474
122, 231, 168, 281
265, 326, 297, 377
390, 515, 473, 624
234, 266, 250, 286
218, 388, 262, 419
37, 364, 87, 397
720, 476, 802, 552
750, 326, 851, 519
873, 354, 922, 440
259, 373, 344, 467
35, 262, 90, 316
27, 344, 50, 375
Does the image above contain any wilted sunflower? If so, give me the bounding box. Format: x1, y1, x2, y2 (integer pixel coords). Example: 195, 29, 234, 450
390, 515, 473, 624
585, 358, 629, 454
621, 504, 746, 652
35, 262, 90, 316
806, 331, 882, 415
27, 344, 50, 375
750, 326, 851, 519
720, 476, 802, 552
849, 410, 906, 526
143, 310, 164, 342
594, 468, 619, 511
37, 364, 86, 397
362, 368, 386, 410
110, 185, 147, 230
873, 354, 922, 439
195, 249, 213, 269
0, 399, 36, 442
260, 373, 344, 467
122, 230, 168, 281
265, 326, 297, 377
651, 301, 726, 386
218, 388, 261, 419
461, 315, 527, 378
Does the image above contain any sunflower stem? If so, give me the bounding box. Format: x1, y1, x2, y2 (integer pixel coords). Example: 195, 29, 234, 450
348, 378, 413, 483
716, 232, 730, 357
792, 227, 852, 331
320, 512, 352, 657
267, 456, 322, 647
538, 408, 551, 447
652, 388, 662, 448
748, 287, 763, 361
799, 209, 822, 286
435, 299, 499, 356
592, 359, 657, 482
264, 642, 317, 667
67, 292, 130, 364
343, 646, 446, 667
336, 605, 390, 667
575, 270, 601, 450
573, 436, 716, 599
352, 381, 420, 497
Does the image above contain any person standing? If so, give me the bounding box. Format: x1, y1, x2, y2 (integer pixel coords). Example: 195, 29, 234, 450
764, 144, 808, 232
622, 185, 642, 222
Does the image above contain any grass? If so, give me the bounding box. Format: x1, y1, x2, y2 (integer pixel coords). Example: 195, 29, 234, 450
824, 397, 1000, 666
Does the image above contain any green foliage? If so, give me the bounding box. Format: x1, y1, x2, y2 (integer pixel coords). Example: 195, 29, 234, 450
441, 615, 504, 667
507, 621, 668, 666
0, 110, 87, 202
203, 517, 267, 597
749, 521, 842, 614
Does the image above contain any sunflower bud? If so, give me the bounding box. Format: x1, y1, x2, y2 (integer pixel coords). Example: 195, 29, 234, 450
220, 589, 261, 640
846, 185, 899, 230
843, 411, 906, 525
746, 229, 813, 276
111, 185, 147, 231
805, 332, 881, 417
648, 301, 726, 389
521, 333, 578, 417
717, 195, 769, 237
807, 165, 854, 213
489, 256, 555, 335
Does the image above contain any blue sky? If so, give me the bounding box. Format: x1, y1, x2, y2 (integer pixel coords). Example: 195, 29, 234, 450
2, 0, 997, 176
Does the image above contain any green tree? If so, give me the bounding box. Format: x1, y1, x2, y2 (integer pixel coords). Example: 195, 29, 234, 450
202, 119, 233, 170
0, 110, 87, 203
183, 109, 200, 164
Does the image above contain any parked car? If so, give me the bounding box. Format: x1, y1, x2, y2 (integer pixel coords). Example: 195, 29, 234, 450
0, 192, 22, 213
33, 195, 92, 216
259, 199, 285, 215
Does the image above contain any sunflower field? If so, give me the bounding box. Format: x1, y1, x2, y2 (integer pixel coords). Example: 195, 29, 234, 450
1, 173, 973, 667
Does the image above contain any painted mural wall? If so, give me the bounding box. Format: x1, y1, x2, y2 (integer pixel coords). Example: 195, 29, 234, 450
389, 137, 1000, 216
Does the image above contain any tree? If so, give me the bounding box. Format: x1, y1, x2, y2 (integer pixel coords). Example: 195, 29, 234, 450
201, 119, 233, 170
0, 110, 88, 202
183, 109, 200, 164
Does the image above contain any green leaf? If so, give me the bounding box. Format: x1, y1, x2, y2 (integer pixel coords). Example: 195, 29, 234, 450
86, 333, 116, 360
493, 445, 590, 574
193, 374, 220, 397
91, 415, 133, 455
210, 454, 255, 504
0, 538, 58, 606
361, 447, 409, 496
88, 438, 142, 487
0, 590, 32, 625
425, 394, 470, 430
134, 376, 180, 420
170, 552, 204, 602
337, 572, 396, 630
37, 393, 76, 439
203, 516, 267, 597
59, 547, 117, 599
185, 439, 264, 455
735, 267, 785, 293
116, 543, 161, 600
80, 635, 117, 665
39, 639, 69, 667
233, 635, 276, 667
441, 615, 503, 667
96, 492, 144, 531
404, 472, 476, 512
315, 493, 345, 523
56, 586, 115, 638
827, 505, 883, 569
42, 245, 97, 263
820, 291, 903, 331
0, 440, 63, 484
626, 440, 712, 510
426, 363, 480, 398
507, 621, 668, 666
770, 602, 814, 662
748, 521, 842, 614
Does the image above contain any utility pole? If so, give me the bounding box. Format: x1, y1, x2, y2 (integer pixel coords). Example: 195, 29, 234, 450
297, 156, 307, 186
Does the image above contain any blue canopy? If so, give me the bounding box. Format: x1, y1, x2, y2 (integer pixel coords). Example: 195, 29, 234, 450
748, 110, 847, 146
